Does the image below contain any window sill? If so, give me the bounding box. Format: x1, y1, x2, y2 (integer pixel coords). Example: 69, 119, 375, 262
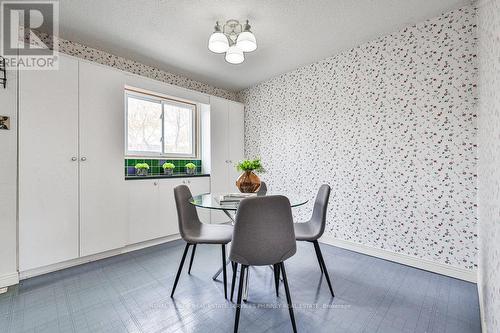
125, 173, 210, 180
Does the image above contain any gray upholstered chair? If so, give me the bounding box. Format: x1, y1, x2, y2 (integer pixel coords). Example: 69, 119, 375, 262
171, 185, 233, 299
294, 184, 334, 297
257, 181, 267, 195
230, 195, 297, 333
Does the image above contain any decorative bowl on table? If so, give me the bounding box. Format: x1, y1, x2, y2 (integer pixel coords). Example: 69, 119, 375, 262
235, 158, 264, 193
236, 170, 261, 193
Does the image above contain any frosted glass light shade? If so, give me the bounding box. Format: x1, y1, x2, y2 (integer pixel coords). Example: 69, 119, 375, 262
208, 32, 229, 53
236, 31, 257, 52
225, 45, 244, 64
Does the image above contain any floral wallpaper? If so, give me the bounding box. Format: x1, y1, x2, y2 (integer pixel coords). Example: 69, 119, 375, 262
35, 32, 238, 101
478, 0, 500, 331
239, 6, 478, 270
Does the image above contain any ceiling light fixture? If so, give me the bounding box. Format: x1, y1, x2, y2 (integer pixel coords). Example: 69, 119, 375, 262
208, 19, 256, 64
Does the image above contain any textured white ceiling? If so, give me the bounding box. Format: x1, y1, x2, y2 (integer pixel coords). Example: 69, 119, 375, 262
55, 0, 471, 91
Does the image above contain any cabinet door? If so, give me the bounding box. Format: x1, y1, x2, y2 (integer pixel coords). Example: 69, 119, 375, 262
209, 96, 229, 193
18, 55, 80, 271
209, 97, 231, 223
158, 178, 181, 238
79, 61, 127, 256
127, 180, 161, 244
157, 177, 212, 240
227, 101, 245, 191
127, 177, 211, 245
184, 177, 211, 224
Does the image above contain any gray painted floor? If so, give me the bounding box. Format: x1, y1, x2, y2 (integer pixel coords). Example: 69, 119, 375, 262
0, 240, 481, 333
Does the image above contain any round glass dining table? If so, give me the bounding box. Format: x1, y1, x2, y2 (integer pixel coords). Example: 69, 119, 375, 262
190, 192, 308, 220
189, 192, 308, 301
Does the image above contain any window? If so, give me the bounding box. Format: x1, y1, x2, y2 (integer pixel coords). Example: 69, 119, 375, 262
126, 90, 197, 157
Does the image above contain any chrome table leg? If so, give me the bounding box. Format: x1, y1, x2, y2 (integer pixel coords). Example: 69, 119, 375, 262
212, 209, 234, 281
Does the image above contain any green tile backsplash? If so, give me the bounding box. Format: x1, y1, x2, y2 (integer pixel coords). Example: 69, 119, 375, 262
125, 159, 202, 176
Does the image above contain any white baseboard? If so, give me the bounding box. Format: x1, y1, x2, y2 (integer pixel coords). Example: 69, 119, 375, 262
0, 272, 19, 288
15, 234, 477, 284
319, 235, 477, 283
20, 234, 181, 280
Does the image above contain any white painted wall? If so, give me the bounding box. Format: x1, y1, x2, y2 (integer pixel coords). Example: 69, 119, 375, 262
0, 66, 19, 287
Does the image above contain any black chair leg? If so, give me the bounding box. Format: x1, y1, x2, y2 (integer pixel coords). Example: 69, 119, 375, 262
234, 265, 247, 333
279, 262, 297, 333
170, 243, 190, 298
231, 262, 238, 302
312, 241, 324, 274
273, 264, 280, 297
188, 244, 197, 274
313, 240, 334, 297
222, 244, 228, 299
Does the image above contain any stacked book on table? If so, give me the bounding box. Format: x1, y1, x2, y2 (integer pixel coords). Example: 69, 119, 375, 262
217, 193, 257, 206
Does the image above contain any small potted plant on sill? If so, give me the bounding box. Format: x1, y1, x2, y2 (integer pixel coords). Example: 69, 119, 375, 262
135, 163, 150, 176
162, 162, 175, 176
236, 158, 264, 193
185, 162, 196, 175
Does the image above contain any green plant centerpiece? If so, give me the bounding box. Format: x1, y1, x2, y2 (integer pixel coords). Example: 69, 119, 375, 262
185, 162, 196, 175
135, 162, 150, 176
235, 158, 264, 193
162, 162, 175, 175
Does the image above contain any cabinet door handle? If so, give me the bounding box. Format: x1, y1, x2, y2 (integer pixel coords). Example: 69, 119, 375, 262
80, 157, 87, 161
71, 157, 77, 161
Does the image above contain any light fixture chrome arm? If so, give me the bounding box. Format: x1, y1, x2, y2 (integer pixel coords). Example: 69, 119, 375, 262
242, 20, 251, 32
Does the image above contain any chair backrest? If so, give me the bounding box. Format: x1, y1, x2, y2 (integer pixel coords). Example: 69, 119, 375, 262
257, 181, 267, 195
174, 185, 201, 241
230, 195, 296, 266
309, 184, 331, 239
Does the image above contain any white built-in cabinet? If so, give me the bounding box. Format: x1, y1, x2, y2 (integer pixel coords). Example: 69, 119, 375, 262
19, 55, 80, 271
18, 53, 243, 273
127, 177, 210, 244
128, 180, 161, 244
19, 54, 128, 270
78, 61, 127, 256
209, 96, 245, 223
180, 178, 211, 224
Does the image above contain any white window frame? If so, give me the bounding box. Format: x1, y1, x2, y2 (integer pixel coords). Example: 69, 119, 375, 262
125, 89, 199, 159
